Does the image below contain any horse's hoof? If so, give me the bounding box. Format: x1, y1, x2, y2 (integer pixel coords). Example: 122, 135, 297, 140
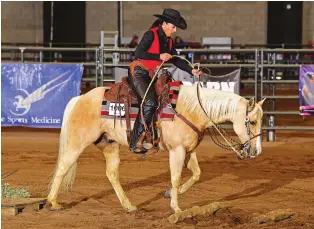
49, 204, 64, 211
175, 209, 182, 214
127, 205, 138, 213
164, 189, 172, 198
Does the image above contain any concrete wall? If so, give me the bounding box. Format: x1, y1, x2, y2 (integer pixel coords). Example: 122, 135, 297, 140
120, 1, 267, 44
1, 1, 43, 43
303, 1, 314, 44
86, 1, 117, 44
1, 1, 313, 45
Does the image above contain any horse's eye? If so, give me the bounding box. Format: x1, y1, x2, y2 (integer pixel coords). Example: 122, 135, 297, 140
250, 121, 256, 125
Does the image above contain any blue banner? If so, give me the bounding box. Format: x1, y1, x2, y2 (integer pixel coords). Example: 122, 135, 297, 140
1, 63, 83, 128
299, 65, 314, 116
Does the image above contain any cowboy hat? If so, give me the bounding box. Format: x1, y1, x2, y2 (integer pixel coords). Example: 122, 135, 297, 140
154, 8, 187, 30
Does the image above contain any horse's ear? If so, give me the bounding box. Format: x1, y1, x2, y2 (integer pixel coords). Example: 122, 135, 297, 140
258, 98, 266, 106
248, 97, 255, 110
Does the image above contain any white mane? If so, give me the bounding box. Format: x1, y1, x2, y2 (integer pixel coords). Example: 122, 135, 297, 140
177, 86, 243, 122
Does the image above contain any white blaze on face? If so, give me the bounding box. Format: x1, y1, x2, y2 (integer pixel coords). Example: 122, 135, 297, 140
256, 135, 262, 155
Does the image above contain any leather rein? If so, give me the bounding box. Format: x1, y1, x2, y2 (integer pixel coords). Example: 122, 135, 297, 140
142, 56, 262, 158
195, 76, 263, 160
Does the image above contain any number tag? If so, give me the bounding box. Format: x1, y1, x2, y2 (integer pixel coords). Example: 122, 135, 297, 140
109, 103, 125, 116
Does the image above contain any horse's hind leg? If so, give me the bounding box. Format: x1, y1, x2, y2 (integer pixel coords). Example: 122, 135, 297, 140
164, 151, 200, 198
48, 146, 84, 210
103, 142, 137, 212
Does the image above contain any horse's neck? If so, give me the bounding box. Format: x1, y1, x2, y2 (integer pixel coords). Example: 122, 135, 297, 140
176, 86, 243, 129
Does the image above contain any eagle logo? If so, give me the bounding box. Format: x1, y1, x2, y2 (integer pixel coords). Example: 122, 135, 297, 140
9, 71, 71, 116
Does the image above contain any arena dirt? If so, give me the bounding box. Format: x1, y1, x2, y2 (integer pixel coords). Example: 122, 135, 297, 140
2, 126, 314, 229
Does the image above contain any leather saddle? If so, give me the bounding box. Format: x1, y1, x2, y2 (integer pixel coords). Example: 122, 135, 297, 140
104, 70, 171, 105
104, 69, 172, 145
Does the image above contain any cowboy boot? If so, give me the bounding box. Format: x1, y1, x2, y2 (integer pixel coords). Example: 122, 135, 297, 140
129, 115, 147, 154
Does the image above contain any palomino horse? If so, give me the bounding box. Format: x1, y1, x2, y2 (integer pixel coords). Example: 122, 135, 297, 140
47, 83, 265, 214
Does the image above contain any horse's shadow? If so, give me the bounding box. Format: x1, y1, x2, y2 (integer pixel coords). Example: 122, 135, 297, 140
65, 169, 171, 208
65, 153, 314, 210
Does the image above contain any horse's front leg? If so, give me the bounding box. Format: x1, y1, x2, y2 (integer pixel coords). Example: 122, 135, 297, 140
179, 151, 200, 194
169, 145, 186, 213
103, 142, 137, 212
164, 151, 200, 198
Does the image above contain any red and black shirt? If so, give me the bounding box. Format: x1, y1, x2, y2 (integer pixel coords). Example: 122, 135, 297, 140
135, 25, 193, 74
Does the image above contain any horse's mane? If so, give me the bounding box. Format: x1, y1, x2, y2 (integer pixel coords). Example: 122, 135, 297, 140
177, 86, 243, 122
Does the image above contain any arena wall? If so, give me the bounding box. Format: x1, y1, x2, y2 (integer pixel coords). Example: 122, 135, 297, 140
1, 1, 313, 45
303, 1, 314, 44
1, 1, 43, 43
119, 1, 267, 44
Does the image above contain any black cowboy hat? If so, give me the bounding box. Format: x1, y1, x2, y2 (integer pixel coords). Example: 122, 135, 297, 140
154, 8, 187, 30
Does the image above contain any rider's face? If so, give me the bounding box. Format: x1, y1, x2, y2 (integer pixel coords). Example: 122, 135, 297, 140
162, 22, 177, 37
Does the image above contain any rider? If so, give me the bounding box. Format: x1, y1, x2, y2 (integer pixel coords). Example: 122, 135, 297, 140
127, 8, 202, 154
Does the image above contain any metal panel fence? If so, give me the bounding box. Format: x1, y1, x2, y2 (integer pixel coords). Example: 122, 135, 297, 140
2, 44, 314, 140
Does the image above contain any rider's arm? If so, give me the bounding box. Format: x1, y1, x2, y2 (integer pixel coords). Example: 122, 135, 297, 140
134, 31, 160, 60
170, 44, 193, 75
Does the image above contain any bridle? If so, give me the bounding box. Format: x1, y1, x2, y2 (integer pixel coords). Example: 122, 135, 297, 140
240, 103, 263, 159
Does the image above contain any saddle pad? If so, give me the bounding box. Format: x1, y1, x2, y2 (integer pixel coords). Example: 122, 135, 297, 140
101, 81, 182, 121
157, 81, 182, 121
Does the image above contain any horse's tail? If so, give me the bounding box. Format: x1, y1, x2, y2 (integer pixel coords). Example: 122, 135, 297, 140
50, 95, 80, 192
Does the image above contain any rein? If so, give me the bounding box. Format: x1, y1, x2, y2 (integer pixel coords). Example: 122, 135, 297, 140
141, 56, 205, 152
169, 56, 262, 160
140, 55, 262, 159
194, 74, 245, 159
196, 76, 262, 160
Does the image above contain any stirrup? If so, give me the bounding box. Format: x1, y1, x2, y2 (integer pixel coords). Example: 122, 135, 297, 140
142, 142, 153, 150
140, 148, 160, 160
132, 148, 148, 155
130, 144, 148, 154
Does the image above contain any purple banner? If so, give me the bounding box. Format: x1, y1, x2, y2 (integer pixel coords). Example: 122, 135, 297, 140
299, 65, 314, 116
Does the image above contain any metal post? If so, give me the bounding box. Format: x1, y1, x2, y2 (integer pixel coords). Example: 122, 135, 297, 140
20, 48, 24, 62
260, 49, 264, 100
191, 52, 194, 64
95, 48, 98, 87
272, 53, 276, 112
254, 49, 258, 101
259, 49, 264, 142
271, 53, 276, 141
267, 115, 276, 141
112, 33, 120, 66
100, 31, 105, 86
39, 51, 43, 62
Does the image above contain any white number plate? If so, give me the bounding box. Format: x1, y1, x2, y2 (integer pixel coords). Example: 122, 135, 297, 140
109, 103, 125, 116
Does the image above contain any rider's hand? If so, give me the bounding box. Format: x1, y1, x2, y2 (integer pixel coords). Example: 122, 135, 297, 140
192, 69, 203, 77
160, 53, 172, 62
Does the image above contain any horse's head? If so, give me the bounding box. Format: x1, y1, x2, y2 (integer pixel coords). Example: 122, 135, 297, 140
233, 97, 266, 160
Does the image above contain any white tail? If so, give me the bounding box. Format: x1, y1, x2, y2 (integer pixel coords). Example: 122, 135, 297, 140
50, 96, 80, 192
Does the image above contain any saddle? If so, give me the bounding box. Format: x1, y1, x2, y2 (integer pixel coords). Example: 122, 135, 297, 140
104, 69, 172, 147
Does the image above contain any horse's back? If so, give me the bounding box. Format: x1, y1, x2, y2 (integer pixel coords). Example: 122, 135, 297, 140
81, 86, 108, 101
